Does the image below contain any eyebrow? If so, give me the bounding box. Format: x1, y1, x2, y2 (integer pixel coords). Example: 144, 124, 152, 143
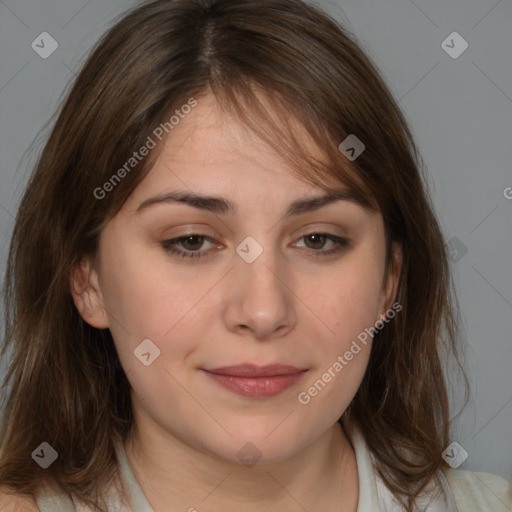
135, 188, 368, 218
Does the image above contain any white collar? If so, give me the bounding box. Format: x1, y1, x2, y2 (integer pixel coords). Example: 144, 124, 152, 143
344, 421, 458, 511
116, 424, 458, 512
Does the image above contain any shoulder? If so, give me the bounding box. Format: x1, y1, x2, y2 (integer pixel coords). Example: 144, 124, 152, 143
445, 468, 512, 511
0, 486, 40, 511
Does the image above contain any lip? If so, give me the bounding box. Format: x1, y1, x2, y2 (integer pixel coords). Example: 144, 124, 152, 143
202, 364, 308, 397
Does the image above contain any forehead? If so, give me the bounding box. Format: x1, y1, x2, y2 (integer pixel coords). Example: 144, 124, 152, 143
171, 93, 314, 157
139, 91, 340, 194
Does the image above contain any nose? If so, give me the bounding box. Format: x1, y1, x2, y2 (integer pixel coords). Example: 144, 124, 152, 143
222, 239, 297, 341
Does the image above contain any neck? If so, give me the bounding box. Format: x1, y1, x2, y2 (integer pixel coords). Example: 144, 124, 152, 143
124, 418, 359, 512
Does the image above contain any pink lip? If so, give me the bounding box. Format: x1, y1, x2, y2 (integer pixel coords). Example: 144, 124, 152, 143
202, 364, 307, 397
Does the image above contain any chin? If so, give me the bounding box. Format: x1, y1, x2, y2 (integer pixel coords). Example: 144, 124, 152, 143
199, 426, 307, 466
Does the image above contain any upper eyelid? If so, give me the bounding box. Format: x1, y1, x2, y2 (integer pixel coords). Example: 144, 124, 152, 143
164, 222, 351, 242
166, 231, 346, 242
165, 232, 348, 250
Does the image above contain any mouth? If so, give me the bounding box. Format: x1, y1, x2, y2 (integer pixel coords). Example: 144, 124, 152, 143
201, 364, 308, 398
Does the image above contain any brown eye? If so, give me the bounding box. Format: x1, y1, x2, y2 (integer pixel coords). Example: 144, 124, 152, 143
295, 233, 351, 257
161, 234, 217, 259
180, 235, 206, 251
303, 233, 328, 250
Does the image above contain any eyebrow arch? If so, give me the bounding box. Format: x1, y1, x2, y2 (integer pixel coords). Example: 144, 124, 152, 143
135, 188, 368, 218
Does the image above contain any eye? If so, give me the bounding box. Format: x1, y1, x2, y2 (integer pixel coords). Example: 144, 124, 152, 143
293, 233, 351, 257
161, 232, 350, 260
160, 234, 217, 259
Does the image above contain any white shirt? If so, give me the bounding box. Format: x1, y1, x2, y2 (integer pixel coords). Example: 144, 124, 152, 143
35, 423, 512, 511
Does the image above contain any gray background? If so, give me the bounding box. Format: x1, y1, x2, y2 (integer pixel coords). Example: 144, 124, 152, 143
0, 0, 511, 483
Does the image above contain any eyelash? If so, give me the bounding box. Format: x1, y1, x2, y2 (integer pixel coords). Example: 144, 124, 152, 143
160, 233, 351, 259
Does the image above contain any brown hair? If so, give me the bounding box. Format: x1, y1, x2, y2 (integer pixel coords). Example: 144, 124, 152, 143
0, 0, 469, 510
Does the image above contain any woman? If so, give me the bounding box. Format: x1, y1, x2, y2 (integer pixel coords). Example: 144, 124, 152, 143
0, 0, 510, 510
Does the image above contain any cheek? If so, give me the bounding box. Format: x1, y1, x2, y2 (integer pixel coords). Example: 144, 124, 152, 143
296, 274, 379, 420
296, 245, 386, 416
99, 259, 210, 421
100, 237, 205, 332
99, 242, 220, 378
303, 255, 385, 350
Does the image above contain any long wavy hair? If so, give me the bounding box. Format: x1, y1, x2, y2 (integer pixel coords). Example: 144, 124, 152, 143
0, 0, 468, 510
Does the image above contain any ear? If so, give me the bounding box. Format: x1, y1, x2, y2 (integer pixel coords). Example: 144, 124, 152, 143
69, 258, 109, 329
378, 242, 403, 317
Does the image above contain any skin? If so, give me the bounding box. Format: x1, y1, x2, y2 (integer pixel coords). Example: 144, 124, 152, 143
70, 92, 402, 512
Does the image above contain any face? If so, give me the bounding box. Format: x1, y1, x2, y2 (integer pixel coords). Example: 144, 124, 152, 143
71, 92, 401, 465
